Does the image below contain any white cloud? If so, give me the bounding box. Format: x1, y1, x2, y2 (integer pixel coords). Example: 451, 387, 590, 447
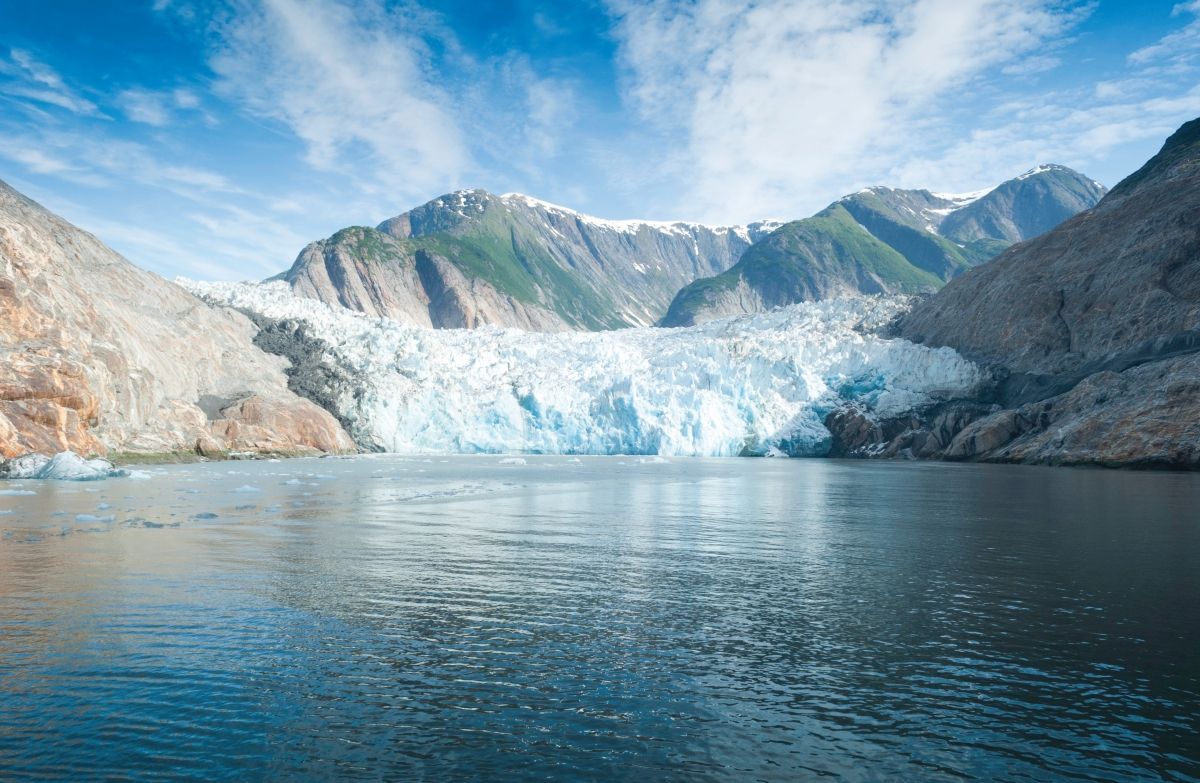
172, 88, 201, 109
117, 88, 173, 126
0, 128, 240, 197
522, 77, 578, 158
185, 202, 314, 277
0, 49, 101, 116
116, 86, 207, 126
210, 0, 470, 200
889, 2, 1200, 193
889, 85, 1200, 190
606, 0, 1095, 220
0, 141, 109, 186
1002, 54, 1062, 75
1128, 1, 1200, 66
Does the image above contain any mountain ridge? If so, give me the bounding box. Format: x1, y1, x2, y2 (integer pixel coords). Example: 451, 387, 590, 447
662, 164, 1107, 326
280, 189, 780, 331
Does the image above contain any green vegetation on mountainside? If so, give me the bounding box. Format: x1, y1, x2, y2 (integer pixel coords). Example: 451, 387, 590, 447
322, 207, 627, 330
664, 206, 944, 325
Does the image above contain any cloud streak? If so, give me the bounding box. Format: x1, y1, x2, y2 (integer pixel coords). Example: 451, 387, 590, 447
0, 48, 102, 116
891, 1, 1200, 192
116, 87, 205, 126
210, 0, 470, 201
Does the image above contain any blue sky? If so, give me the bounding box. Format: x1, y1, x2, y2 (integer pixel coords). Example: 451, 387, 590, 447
1, 0, 1198, 280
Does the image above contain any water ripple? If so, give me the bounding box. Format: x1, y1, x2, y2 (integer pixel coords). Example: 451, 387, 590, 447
0, 457, 1197, 781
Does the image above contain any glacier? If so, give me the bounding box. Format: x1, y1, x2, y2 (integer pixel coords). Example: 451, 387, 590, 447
182, 281, 986, 457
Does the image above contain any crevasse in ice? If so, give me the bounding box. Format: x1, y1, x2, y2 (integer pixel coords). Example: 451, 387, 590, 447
183, 281, 985, 456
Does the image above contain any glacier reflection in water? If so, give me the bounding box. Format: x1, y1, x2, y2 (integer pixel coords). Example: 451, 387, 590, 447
0, 456, 1198, 781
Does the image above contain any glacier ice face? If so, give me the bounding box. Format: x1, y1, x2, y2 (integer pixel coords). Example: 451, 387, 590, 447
182, 281, 986, 457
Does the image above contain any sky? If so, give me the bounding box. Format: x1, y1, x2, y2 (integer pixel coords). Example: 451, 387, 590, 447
1, 0, 1198, 281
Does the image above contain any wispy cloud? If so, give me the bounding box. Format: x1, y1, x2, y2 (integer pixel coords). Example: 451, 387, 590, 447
209, 0, 470, 200
606, 0, 1095, 221
116, 87, 206, 126
1002, 54, 1062, 76
0, 140, 109, 186
0, 48, 102, 116
890, 1, 1200, 192
890, 86, 1200, 190
1128, 1, 1200, 67
0, 128, 240, 197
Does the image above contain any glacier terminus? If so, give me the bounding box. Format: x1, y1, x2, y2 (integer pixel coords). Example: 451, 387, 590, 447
184, 281, 984, 457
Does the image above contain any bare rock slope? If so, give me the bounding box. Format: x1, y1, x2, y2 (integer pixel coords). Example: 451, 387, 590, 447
0, 179, 354, 459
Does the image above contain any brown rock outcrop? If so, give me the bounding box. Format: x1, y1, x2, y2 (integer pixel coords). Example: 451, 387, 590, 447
0, 179, 355, 459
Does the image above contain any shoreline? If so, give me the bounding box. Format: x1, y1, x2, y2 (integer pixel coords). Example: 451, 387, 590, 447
99, 449, 1200, 475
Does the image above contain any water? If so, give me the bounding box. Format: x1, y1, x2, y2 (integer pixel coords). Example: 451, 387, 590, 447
0, 456, 1197, 782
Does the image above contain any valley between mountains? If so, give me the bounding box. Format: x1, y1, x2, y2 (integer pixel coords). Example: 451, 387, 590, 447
2, 119, 1197, 468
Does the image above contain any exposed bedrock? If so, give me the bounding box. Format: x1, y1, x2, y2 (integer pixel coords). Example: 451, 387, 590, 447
0, 178, 355, 459
826, 118, 1200, 469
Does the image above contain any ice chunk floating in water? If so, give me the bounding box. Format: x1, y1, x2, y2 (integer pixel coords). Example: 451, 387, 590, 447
1, 452, 129, 481
184, 282, 986, 456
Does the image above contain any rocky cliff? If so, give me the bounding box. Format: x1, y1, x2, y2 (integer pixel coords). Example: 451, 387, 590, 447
663, 165, 1106, 326
279, 189, 779, 330
828, 118, 1200, 468
0, 179, 355, 459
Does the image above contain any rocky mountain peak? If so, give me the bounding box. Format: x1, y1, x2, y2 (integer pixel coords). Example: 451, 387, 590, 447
1104, 116, 1200, 202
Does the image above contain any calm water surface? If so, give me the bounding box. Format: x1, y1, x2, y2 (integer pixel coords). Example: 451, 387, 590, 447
0, 456, 1197, 781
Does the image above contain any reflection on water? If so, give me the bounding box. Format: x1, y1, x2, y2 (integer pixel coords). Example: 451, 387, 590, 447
0, 456, 1198, 781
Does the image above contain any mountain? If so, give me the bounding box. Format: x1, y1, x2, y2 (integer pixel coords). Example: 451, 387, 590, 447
938, 164, 1108, 245
0, 179, 354, 459
278, 189, 780, 331
661, 165, 1106, 327
829, 117, 1200, 467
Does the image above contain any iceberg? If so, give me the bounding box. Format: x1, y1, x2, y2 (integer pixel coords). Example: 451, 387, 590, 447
183, 281, 987, 457
0, 452, 129, 481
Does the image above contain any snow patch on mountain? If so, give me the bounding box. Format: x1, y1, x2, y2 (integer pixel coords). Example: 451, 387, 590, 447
181, 281, 985, 457
1016, 164, 1059, 180
498, 192, 781, 238
929, 187, 994, 204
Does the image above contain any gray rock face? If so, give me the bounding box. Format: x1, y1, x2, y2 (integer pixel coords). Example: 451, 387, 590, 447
838, 118, 1200, 468
826, 352, 1200, 469
0, 178, 355, 458
245, 314, 379, 451
663, 166, 1106, 327
280, 189, 779, 330
898, 120, 1200, 377
938, 165, 1107, 245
